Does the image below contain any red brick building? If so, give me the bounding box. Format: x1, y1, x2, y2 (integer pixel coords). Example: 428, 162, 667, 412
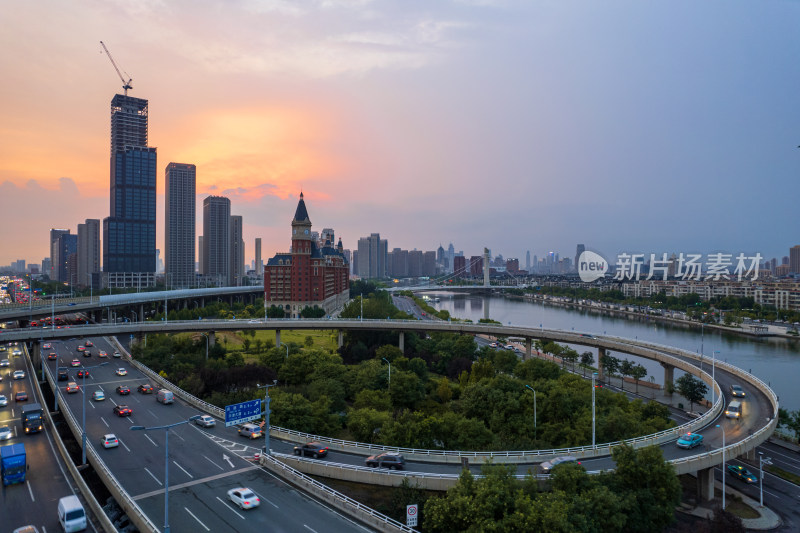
264, 193, 350, 317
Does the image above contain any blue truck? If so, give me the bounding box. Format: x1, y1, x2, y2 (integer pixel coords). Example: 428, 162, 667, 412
1, 443, 27, 485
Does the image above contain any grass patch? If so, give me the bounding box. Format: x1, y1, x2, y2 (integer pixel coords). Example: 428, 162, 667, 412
724, 498, 760, 519
767, 464, 800, 485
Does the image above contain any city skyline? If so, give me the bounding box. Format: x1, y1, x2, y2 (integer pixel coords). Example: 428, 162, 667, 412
1, 1, 799, 267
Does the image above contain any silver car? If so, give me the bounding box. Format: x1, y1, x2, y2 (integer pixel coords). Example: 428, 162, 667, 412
194, 415, 216, 428
540, 456, 581, 475
0, 426, 11, 440
0, 395, 7, 407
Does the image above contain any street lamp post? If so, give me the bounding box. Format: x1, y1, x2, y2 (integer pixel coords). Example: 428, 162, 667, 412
280, 342, 288, 361
257, 381, 278, 455
382, 357, 391, 389
712, 350, 719, 405
81, 361, 109, 465
130, 416, 201, 533
759, 452, 772, 507
524, 385, 536, 440
716, 423, 726, 509
592, 372, 598, 448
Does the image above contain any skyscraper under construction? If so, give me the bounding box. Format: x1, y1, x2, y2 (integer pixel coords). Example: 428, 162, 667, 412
102, 94, 157, 288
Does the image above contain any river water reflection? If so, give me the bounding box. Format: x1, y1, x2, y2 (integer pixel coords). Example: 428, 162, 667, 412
429, 292, 800, 412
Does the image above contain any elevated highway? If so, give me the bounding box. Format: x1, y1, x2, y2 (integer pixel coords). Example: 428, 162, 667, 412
1, 319, 778, 508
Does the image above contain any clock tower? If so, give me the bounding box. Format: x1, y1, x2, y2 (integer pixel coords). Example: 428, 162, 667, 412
291, 192, 312, 302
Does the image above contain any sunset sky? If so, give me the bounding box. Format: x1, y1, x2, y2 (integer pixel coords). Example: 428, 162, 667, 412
1, 1, 799, 268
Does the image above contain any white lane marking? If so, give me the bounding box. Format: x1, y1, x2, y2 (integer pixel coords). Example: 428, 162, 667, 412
223, 454, 234, 468
250, 489, 278, 509
119, 439, 131, 452
101, 417, 109, 428
173, 460, 193, 478
26, 480, 35, 502
109, 398, 118, 407
88, 399, 95, 410
98, 385, 104, 391
127, 417, 134, 424
216, 496, 245, 520
763, 488, 780, 498
184, 507, 211, 531
144, 467, 162, 486
761, 447, 800, 465
304, 525, 318, 533
149, 411, 159, 419
143, 434, 158, 447
13, 425, 17, 438
203, 454, 225, 471
171, 430, 185, 442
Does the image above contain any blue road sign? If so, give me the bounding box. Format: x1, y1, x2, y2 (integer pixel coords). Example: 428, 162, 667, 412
225, 399, 262, 427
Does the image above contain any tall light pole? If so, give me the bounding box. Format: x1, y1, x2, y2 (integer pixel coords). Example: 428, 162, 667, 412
382, 357, 391, 389
592, 371, 598, 448
131, 416, 201, 533
759, 452, 772, 507
712, 350, 720, 405
280, 342, 288, 361
716, 423, 726, 509
524, 385, 536, 440
257, 381, 278, 455
80, 361, 109, 465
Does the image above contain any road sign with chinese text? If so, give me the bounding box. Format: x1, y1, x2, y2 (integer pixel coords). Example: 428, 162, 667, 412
225, 399, 262, 427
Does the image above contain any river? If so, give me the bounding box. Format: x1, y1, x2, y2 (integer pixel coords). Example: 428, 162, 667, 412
426, 292, 800, 412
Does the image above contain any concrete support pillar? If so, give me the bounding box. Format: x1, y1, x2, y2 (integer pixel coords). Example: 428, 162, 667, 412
139, 304, 144, 323
597, 348, 606, 381
30, 340, 41, 369
697, 467, 715, 502
337, 331, 343, 349
483, 247, 490, 287
208, 331, 216, 347
275, 329, 281, 348
662, 363, 674, 395
399, 332, 405, 353
525, 338, 532, 361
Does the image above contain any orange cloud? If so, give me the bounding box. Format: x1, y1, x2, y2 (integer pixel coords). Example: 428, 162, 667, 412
160, 105, 345, 202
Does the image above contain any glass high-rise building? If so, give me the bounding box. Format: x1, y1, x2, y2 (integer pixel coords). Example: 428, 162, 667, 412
103, 94, 157, 286
202, 196, 231, 286
165, 163, 196, 288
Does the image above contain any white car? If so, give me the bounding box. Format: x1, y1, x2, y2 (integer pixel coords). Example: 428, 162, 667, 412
12, 370, 25, 380
116, 368, 127, 376
0, 426, 11, 440
194, 415, 216, 428
113, 351, 122, 358
0, 395, 7, 407
101, 434, 119, 449
227, 487, 260, 510
0, 359, 9, 367
42, 343, 51, 349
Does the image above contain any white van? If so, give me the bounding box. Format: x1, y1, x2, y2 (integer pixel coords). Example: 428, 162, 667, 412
58, 495, 86, 532
156, 389, 174, 404
725, 400, 742, 419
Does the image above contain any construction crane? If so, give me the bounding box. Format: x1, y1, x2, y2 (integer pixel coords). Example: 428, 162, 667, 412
100, 41, 133, 96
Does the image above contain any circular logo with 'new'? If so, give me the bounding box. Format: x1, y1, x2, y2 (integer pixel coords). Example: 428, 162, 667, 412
578, 250, 608, 282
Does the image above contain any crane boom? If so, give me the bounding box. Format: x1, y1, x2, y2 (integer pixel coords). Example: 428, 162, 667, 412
100, 41, 133, 96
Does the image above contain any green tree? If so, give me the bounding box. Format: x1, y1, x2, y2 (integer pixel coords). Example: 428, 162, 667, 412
619, 359, 634, 391
675, 373, 708, 411
389, 370, 426, 410
610, 444, 680, 533
630, 364, 647, 394
600, 353, 620, 385
579, 351, 594, 377
346, 408, 392, 442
